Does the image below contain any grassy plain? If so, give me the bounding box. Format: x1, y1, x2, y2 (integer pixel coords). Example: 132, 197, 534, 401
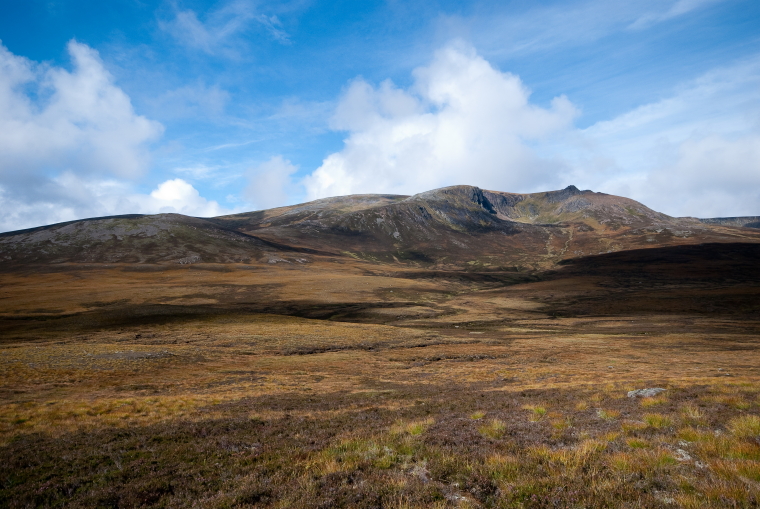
1, 246, 759, 507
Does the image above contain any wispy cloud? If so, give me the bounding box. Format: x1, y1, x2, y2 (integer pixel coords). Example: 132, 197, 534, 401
245, 156, 299, 210
629, 0, 729, 30
438, 0, 733, 60
566, 54, 760, 216
160, 0, 290, 57
146, 81, 230, 119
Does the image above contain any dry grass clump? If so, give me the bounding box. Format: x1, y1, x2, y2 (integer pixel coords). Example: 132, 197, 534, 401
478, 418, 507, 439
469, 411, 485, 420
728, 414, 760, 438
522, 404, 547, 422
550, 415, 572, 432
640, 395, 668, 407
621, 420, 647, 433
626, 437, 649, 449
575, 400, 589, 411
391, 418, 434, 437
644, 413, 673, 428
680, 403, 706, 425
597, 408, 620, 421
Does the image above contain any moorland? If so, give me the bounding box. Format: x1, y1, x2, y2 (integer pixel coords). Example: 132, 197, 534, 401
1, 185, 759, 508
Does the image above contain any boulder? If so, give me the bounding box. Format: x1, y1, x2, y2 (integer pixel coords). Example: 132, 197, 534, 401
627, 388, 666, 398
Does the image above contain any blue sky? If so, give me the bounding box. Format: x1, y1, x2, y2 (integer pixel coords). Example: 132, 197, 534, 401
1, 0, 759, 231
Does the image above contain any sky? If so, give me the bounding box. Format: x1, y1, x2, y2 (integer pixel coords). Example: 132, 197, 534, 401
0, 0, 759, 231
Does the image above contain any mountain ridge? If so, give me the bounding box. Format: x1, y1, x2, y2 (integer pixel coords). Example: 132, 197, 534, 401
2, 185, 759, 269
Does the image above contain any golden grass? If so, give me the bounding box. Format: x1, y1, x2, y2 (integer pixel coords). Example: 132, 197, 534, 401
640, 395, 668, 407
597, 409, 620, 421
1, 262, 760, 507
478, 418, 507, 439
523, 404, 548, 422
728, 414, 760, 438
644, 413, 673, 428
390, 417, 434, 437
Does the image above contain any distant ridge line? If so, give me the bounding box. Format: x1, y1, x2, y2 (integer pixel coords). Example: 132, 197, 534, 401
698, 217, 760, 229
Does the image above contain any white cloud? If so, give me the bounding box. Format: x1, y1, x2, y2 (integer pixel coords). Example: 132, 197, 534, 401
568, 56, 760, 217
303, 42, 578, 199
148, 178, 227, 215
245, 156, 298, 210
0, 40, 232, 232
0, 176, 229, 232
303, 42, 760, 218
0, 39, 163, 179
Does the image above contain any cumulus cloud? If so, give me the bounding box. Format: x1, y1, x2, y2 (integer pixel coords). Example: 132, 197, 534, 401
0, 39, 163, 179
0, 40, 231, 232
0, 176, 228, 232
245, 156, 298, 210
303, 43, 760, 218
303, 42, 578, 199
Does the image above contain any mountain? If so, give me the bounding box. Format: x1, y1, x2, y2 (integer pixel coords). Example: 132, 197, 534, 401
698, 216, 760, 228
2, 185, 759, 270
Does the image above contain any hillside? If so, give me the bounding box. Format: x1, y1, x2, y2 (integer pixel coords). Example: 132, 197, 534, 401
2, 186, 760, 509
2, 185, 759, 270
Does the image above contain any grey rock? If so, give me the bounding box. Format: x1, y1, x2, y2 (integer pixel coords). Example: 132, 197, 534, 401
674, 449, 692, 462
627, 388, 666, 398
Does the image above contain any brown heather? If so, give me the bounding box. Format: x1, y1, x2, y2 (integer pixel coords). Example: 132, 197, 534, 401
0, 209, 759, 507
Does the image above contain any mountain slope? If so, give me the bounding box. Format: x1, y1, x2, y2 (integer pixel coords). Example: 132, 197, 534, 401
0, 214, 274, 267
1, 185, 759, 269
699, 216, 760, 229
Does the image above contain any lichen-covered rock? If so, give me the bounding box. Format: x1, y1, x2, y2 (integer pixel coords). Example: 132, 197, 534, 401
627, 388, 666, 398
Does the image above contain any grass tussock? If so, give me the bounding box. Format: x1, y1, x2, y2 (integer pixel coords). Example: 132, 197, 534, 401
478, 418, 507, 439
390, 418, 434, 437
522, 404, 547, 422
729, 414, 760, 438
644, 413, 673, 428
640, 395, 668, 407
597, 408, 620, 421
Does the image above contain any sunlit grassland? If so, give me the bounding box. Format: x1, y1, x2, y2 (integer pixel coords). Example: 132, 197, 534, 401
1, 260, 759, 507
1, 310, 758, 508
